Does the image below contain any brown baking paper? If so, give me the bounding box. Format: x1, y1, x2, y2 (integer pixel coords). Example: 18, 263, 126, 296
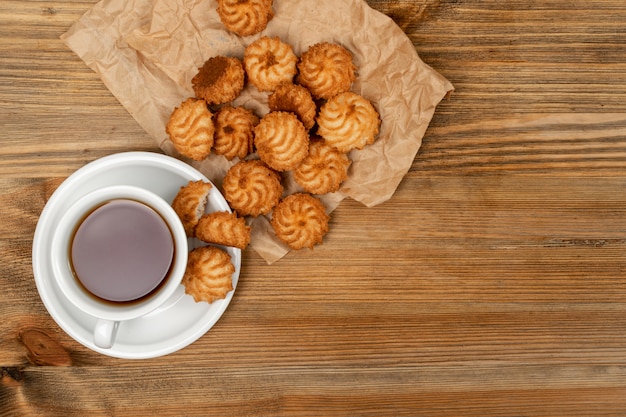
61, 0, 453, 264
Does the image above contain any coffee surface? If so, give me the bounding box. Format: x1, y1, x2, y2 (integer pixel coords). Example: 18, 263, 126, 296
70, 199, 174, 303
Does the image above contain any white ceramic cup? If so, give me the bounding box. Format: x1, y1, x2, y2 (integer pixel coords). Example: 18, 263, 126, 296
50, 185, 188, 349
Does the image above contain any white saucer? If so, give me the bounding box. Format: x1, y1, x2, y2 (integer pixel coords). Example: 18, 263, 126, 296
32, 152, 241, 359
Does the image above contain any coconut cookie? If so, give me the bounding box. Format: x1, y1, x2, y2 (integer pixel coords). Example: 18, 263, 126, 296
221, 159, 283, 217
297, 42, 356, 100
191, 56, 245, 105
293, 137, 352, 195
216, 0, 274, 37
270, 193, 330, 250
244, 36, 298, 92
316, 92, 380, 153
213, 105, 259, 160
254, 111, 309, 172
165, 98, 215, 161
183, 245, 235, 303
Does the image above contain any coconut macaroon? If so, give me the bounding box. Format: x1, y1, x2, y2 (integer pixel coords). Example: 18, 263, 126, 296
244, 36, 298, 92
221, 159, 283, 217
270, 193, 330, 250
316, 91, 380, 153
191, 56, 245, 105
293, 137, 352, 195
213, 105, 259, 160
268, 83, 317, 131
195, 211, 251, 250
216, 0, 273, 37
165, 98, 215, 161
297, 42, 356, 100
171, 180, 213, 237
183, 245, 235, 304
254, 111, 309, 172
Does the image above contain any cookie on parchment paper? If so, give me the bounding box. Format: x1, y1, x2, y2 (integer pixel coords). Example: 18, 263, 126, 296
222, 159, 283, 217
254, 111, 309, 172
293, 137, 352, 195
297, 42, 356, 100
191, 56, 245, 105
216, 0, 273, 37
270, 193, 330, 250
244, 36, 298, 92
165, 98, 214, 161
213, 105, 259, 161
268, 83, 317, 131
316, 91, 380, 153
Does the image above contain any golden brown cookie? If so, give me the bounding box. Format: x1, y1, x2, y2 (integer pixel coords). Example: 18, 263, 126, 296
254, 111, 309, 172
216, 0, 273, 37
195, 211, 251, 250
191, 56, 245, 105
222, 159, 283, 217
270, 193, 330, 250
268, 83, 317, 131
183, 245, 235, 303
297, 42, 356, 100
213, 105, 259, 160
244, 36, 298, 92
171, 180, 213, 237
316, 91, 381, 153
165, 98, 215, 161
293, 137, 352, 195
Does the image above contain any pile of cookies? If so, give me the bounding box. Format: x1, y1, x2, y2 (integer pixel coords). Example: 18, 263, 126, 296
170, 180, 248, 304
165, 0, 383, 303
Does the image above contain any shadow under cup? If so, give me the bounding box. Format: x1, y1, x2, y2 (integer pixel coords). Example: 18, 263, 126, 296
51, 185, 188, 348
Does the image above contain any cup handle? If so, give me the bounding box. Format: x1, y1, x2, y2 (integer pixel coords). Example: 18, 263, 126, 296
94, 318, 120, 349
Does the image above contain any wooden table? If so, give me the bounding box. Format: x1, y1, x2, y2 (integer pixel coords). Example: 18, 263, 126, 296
2, 0, 626, 415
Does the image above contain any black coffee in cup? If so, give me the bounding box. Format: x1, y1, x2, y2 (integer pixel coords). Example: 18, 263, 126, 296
70, 199, 174, 304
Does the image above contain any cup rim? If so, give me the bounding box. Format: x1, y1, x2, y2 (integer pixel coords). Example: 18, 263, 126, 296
50, 184, 188, 321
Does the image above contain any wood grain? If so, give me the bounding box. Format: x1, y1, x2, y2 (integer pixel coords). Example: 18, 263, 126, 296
2, 0, 626, 415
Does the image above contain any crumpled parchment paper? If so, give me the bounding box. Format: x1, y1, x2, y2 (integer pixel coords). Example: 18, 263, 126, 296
61, 0, 454, 264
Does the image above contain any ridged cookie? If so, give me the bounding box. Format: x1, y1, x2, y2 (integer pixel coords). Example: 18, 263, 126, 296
268, 83, 317, 131
183, 245, 234, 303
216, 0, 273, 37
213, 105, 258, 160
293, 137, 352, 194
297, 42, 356, 100
192, 56, 245, 105
165, 98, 215, 161
254, 111, 309, 172
222, 159, 283, 217
244, 36, 298, 92
270, 193, 330, 250
195, 211, 251, 250
316, 92, 380, 153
